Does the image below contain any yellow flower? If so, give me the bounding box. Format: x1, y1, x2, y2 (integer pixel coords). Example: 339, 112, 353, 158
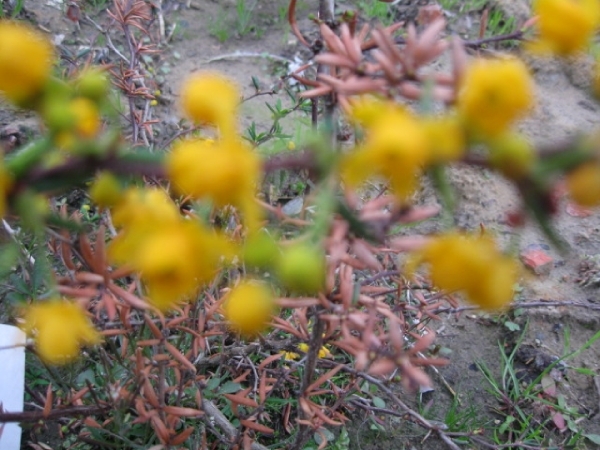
281, 350, 300, 360
458, 58, 533, 137
297, 342, 332, 358
223, 281, 277, 337
318, 346, 332, 359
297, 343, 309, 353
111, 187, 180, 231
346, 95, 407, 128
132, 221, 227, 310
166, 137, 262, 231
180, 72, 239, 135
108, 188, 182, 268
89, 171, 122, 208
0, 21, 54, 106
342, 109, 429, 200
566, 162, 600, 207
69, 97, 100, 138
531, 0, 600, 56
107, 186, 236, 310
21, 300, 101, 365
422, 115, 466, 164
410, 233, 518, 310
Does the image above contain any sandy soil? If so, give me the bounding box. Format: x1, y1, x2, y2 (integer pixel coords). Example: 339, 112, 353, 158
4, 0, 600, 448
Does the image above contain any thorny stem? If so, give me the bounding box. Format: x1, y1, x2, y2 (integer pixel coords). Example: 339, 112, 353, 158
0, 405, 109, 422
291, 311, 326, 450
463, 29, 525, 49
319, 360, 461, 450
110, 0, 155, 146
157, 343, 167, 424
317, 0, 337, 145
201, 396, 269, 450
318, 0, 335, 22
378, 29, 526, 52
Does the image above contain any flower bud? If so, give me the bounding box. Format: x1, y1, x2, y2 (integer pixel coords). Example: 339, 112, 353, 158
277, 244, 325, 295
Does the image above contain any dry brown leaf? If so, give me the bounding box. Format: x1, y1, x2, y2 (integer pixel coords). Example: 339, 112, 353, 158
240, 419, 275, 435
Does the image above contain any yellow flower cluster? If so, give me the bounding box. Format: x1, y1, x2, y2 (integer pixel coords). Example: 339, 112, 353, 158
342, 96, 468, 200
342, 102, 431, 201
108, 188, 233, 311
21, 300, 101, 365
422, 116, 466, 164
409, 233, 518, 310
167, 73, 262, 232
343, 58, 535, 198
0, 21, 108, 155
0, 21, 54, 106
89, 171, 122, 208
223, 281, 277, 337
298, 342, 332, 359
457, 58, 534, 138
179, 72, 239, 136
532, 0, 600, 56
166, 137, 261, 231
51, 97, 102, 152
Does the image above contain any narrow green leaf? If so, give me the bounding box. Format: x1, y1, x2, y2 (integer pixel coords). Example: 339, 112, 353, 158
584, 434, 600, 445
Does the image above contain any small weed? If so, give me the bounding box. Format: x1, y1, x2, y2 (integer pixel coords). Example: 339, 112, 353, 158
0, 0, 24, 18
82, 0, 109, 12
487, 10, 516, 36
439, 0, 487, 14
209, 10, 231, 43
358, 1, 393, 26
485, 9, 517, 47
235, 0, 258, 37
438, 0, 459, 11
477, 326, 600, 448
277, 2, 288, 23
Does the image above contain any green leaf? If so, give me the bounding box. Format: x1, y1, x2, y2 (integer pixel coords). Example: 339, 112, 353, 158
571, 367, 595, 376
76, 369, 96, 386
0, 243, 19, 278
6, 137, 52, 178
219, 381, 242, 394
205, 377, 221, 391
31, 244, 52, 291
499, 415, 515, 435
504, 321, 521, 332
584, 434, 600, 445
372, 396, 386, 408
335, 427, 350, 447
314, 427, 334, 445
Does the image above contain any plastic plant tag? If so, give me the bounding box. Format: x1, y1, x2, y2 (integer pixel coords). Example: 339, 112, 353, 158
0, 324, 26, 450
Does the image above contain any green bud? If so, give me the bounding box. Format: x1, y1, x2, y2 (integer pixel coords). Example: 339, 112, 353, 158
277, 243, 325, 295
76, 68, 109, 102
243, 231, 280, 269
